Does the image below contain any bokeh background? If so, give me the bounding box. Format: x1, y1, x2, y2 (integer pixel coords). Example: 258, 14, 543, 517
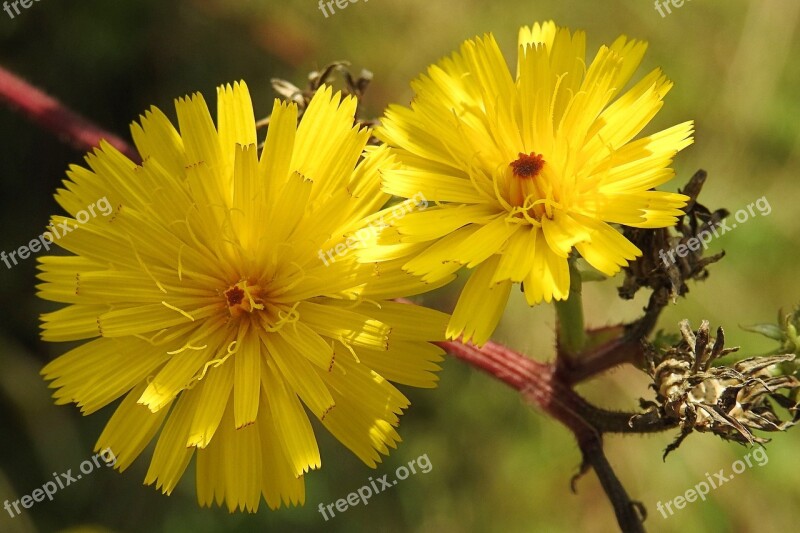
2, 1, 799, 532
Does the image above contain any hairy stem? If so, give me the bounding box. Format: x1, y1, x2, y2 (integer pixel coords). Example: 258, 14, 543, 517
438, 339, 665, 532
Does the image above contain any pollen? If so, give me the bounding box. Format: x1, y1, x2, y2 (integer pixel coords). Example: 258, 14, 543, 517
225, 286, 245, 306
225, 281, 265, 317
510, 152, 545, 179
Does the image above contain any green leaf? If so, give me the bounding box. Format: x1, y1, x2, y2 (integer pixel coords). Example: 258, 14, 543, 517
740, 323, 785, 341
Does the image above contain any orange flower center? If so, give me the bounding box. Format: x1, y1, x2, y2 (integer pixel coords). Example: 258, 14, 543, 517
506, 152, 552, 221
510, 152, 545, 179
224, 280, 265, 318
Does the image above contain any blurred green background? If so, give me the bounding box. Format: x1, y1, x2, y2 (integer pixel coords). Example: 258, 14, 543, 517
1, 1, 799, 532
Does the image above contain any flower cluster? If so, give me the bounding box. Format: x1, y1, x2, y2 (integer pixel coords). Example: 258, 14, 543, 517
38, 21, 694, 511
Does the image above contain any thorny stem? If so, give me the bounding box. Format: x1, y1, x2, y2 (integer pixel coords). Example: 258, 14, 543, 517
1, 64, 671, 532
437, 339, 674, 532
0, 66, 139, 161
581, 442, 647, 533
556, 285, 672, 385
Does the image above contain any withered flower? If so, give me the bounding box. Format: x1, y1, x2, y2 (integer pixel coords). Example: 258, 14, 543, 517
638, 320, 800, 458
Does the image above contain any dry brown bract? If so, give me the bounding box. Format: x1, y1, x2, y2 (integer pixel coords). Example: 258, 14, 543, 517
636, 319, 800, 458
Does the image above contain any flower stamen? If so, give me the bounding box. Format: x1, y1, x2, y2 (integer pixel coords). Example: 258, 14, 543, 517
510, 152, 546, 179
225, 280, 265, 317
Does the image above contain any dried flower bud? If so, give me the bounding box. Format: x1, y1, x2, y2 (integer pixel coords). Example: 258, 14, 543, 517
637, 320, 800, 458
620, 170, 728, 301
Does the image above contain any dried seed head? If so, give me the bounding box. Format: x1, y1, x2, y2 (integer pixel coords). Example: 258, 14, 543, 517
641, 320, 800, 458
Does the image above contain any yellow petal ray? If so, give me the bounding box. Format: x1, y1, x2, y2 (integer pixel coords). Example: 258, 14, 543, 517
276, 321, 335, 371
541, 210, 592, 258
273, 259, 374, 302
356, 240, 430, 263
262, 171, 313, 249
138, 323, 227, 413
38, 269, 215, 306
217, 81, 257, 177
257, 389, 306, 509
359, 264, 458, 300
594, 190, 688, 227
195, 399, 268, 512
378, 105, 463, 169
390, 204, 499, 243
594, 121, 694, 193
95, 382, 171, 472
223, 408, 263, 512
98, 303, 220, 338
402, 224, 482, 281
293, 87, 370, 203
40, 304, 108, 342
261, 331, 335, 420
45, 337, 171, 415
448, 214, 519, 268
327, 300, 449, 342
297, 301, 390, 350
187, 360, 234, 448
608, 35, 649, 92
491, 225, 534, 284
196, 412, 227, 509
573, 215, 641, 276
519, 20, 558, 49
262, 361, 321, 477
447, 255, 512, 345
144, 385, 200, 495
258, 99, 297, 206
319, 353, 408, 467
131, 105, 186, 179
231, 143, 262, 252
234, 325, 261, 429
354, 341, 445, 388
176, 92, 223, 170
523, 230, 571, 304
381, 168, 482, 204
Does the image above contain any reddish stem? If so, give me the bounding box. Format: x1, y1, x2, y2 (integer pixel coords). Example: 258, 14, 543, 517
0, 65, 138, 161
556, 335, 644, 385
437, 340, 597, 441
437, 339, 649, 532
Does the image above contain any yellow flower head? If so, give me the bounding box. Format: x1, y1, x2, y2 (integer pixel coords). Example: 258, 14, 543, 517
38, 82, 450, 511
373, 21, 694, 345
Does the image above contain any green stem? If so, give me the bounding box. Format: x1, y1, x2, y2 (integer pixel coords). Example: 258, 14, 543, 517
555, 259, 586, 357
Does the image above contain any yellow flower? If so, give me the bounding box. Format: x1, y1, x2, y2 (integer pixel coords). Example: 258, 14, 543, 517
372, 21, 694, 345
38, 82, 450, 512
